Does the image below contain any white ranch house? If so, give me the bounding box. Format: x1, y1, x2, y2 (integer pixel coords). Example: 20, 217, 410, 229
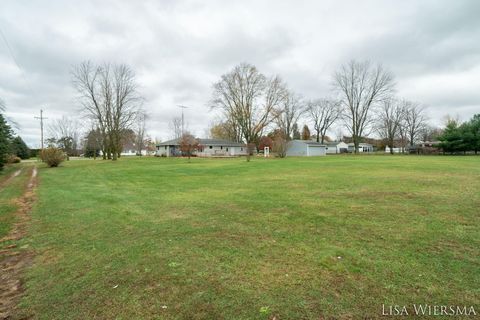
120, 149, 156, 156
347, 143, 374, 153
286, 140, 326, 157
385, 146, 405, 153
98, 149, 155, 157
156, 138, 247, 157
325, 141, 349, 154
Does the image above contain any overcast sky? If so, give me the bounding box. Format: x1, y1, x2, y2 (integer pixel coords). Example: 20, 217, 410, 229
1, 0, 479, 147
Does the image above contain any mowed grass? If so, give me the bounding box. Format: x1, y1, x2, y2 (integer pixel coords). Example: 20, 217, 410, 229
19, 156, 480, 319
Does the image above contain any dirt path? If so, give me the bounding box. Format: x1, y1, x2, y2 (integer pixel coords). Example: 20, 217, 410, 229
0, 166, 37, 319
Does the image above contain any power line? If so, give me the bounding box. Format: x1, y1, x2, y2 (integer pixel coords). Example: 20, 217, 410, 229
1, 25, 39, 142
34, 109, 48, 149
0, 25, 35, 95
0, 27, 22, 71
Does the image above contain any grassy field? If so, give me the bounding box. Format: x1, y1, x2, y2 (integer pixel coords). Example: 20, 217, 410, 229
7, 156, 480, 318
0, 164, 31, 238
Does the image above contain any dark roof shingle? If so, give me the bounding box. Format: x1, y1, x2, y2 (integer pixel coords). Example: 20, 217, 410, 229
157, 138, 245, 147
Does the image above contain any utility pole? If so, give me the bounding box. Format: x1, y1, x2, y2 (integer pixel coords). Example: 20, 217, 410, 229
177, 105, 188, 135
34, 109, 48, 149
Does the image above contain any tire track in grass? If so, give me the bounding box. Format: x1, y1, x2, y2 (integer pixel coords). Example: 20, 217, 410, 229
0, 166, 37, 319
0, 168, 23, 191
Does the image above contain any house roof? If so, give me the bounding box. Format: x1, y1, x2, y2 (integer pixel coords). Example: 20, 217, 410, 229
291, 140, 326, 146
347, 142, 373, 147
326, 141, 348, 146
157, 138, 245, 147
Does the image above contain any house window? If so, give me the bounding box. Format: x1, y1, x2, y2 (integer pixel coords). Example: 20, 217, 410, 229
209, 145, 213, 149
220, 146, 223, 150
164, 146, 167, 150
241, 148, 243, 151
226, 147, 229, 151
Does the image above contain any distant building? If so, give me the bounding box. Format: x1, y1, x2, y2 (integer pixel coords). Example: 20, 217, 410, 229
98, 149, 154, 157
343, 136, 382, 150
325, 141, 349, 154
286, 140, 326, 156
120, 149, 154, 156
409, 141, 441, 154
385, 146, 404, 153
156, 138, 247, 157
347, 143, 374, 153
417, 141, 441, 148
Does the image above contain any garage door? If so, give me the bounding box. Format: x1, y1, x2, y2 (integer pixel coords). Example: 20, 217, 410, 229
308, 146, 325, 156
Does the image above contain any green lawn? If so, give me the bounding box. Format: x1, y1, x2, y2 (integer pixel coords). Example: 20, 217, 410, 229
0, 163, 30, 238
13, 156, 480, 319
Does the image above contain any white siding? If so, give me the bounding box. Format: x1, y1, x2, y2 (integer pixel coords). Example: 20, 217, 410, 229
287, 140, 326, 157
385, 147, 404, 153
326, 142, 348, 154
198, 145, 246, 157
308, 145, 326, 156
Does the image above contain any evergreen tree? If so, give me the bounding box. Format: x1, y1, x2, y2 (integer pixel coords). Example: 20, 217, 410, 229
438, 115, 480, 154
292, 123, 301, 140
301, 125, 311, 140
468, 114, 480, 154
11, 136, 30, 159
438, 120, 462, 153
0, 113, 13, 170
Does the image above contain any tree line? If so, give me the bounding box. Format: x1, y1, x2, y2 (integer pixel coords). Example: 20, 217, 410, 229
438, 115, 480, 154
1, 60, 154, 167
208, 60, 435, 158
2, 59, 478, 166
0, 100, 31, 170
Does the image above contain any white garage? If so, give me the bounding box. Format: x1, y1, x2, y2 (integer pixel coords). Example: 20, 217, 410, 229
286, 140, 327, 157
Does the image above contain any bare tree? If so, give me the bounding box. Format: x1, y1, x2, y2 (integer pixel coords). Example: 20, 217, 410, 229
335, 128, 344, 142
272, 129, 288, 158
403, 101, 427, 147
211, 63, 288, 161
377, 98, 404, 154
72, 62, 109, 159
134, 110, 148, 155
274, 91, 304, 140
48, 116, 82, 156
307, 99, 341, 143
333, 60, 395, 153
107, 64, 140, 160
420, 125, 442, 142
397, 118, 408, 153
169, 117, 182, 139
72, 61, 140, 160
143, 135, 157, 155
209, 119, 242, 142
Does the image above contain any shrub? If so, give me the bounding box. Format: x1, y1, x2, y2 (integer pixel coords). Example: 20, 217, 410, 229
6, 155, 21, 163
40, 148, 65, 167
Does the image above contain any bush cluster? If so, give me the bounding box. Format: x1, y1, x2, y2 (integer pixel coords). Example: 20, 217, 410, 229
40, 148, 66, 167
7, 155, 21, 163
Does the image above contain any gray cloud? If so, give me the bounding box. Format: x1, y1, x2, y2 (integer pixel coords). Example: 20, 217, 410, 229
1, 0, 479, 147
